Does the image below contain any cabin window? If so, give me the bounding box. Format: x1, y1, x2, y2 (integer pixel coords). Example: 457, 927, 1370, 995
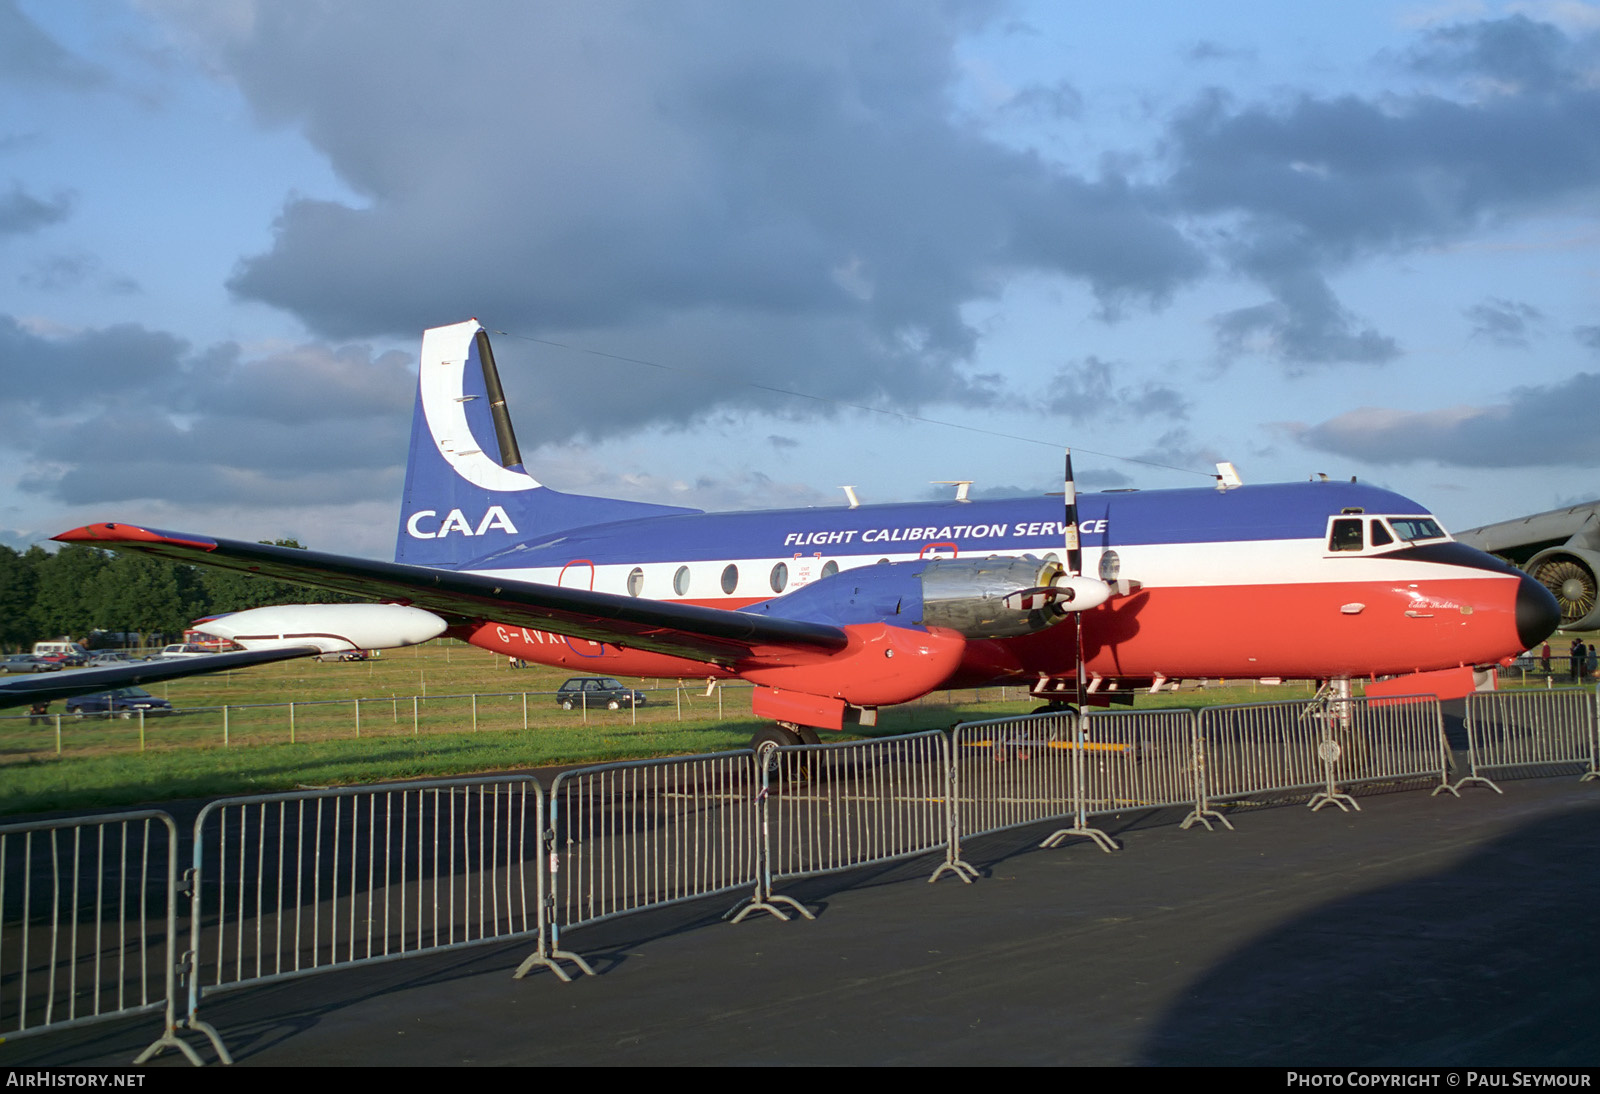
821, 560, 839, 579
626, 567, 644, 596
770, 562, 788, 593
1329, 519, 1364, 552
721, 564, 739, 594
1390, 517, 1444, 542
1368, 521, 1394, 547
673, 566, 690, 596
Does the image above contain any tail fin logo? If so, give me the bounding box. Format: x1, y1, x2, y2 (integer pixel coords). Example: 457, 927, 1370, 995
406, 505, 520, 540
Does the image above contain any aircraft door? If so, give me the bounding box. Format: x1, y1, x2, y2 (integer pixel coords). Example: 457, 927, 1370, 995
557, 560, 607, 658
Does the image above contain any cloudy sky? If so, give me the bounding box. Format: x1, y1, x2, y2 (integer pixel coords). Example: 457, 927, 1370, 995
2, 0, 1598, 557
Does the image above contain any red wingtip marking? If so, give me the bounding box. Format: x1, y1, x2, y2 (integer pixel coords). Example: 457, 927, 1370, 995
52, 523, 217, 550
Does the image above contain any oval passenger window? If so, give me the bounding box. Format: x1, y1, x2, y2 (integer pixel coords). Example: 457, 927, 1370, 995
673, 566, 690, 595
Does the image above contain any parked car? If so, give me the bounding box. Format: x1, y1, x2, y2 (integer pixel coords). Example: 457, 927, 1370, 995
316, 650, 372, 663
153, 644, 211, 660
87, 651, 146, 667
65, 687, 173, 719
1, 654, 63, 674
555, 677, 647, 711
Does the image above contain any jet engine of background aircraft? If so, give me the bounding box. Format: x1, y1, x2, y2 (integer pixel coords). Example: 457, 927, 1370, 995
1457, 502, 1600, 631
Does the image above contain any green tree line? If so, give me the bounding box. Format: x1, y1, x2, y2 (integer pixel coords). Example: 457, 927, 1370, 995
0, 540, 343, 651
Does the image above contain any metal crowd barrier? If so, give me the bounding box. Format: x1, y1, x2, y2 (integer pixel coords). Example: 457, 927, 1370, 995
186, 776, 545, 1063
0, 811, 195, 1063
1194, 695, 1449, 817
1196, 699, 1331, 811
9, 688, 1591, 1065
1062, 707, 1202, 842
947, 709, 1203, 854
1322, 695, 1452, 802
540, 752, 760, 972
1458, 689, 1600, 793
948, 712, 1082, 856
753, 731, 970, 914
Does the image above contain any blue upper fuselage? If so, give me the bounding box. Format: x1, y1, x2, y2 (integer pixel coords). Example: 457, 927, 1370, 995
453, 481, 1434, 572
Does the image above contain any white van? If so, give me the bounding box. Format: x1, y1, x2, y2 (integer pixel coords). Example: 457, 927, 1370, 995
33, 641, 87, 661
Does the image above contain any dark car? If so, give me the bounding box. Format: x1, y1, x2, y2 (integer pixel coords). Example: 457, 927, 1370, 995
65, 687, 174, 719
1, 655, 63, 674
555, 677, 647, 711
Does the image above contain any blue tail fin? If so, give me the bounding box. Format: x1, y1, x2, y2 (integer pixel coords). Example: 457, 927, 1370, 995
395, 320, 698, 568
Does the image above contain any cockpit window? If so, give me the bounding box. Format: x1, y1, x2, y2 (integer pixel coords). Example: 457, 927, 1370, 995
1389, 517, 1444, 542
1369, 520, 1393, 547
1329, 518, 1364, 552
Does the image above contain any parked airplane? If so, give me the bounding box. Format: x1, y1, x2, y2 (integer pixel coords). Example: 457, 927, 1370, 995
1456, 501, 1600, 633
54, 320, 1560, 742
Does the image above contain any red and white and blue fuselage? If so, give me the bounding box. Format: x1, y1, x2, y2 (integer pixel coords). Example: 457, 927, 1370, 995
56, 320, 1560, 725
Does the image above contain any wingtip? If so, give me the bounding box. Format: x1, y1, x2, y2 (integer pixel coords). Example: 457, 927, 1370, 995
52, 523, 218, 550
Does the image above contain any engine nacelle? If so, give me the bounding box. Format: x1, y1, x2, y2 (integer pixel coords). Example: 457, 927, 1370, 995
194, 603, 448, 653
1525, 547, 1600, 631
920, 557, 1110, 639
743, 554, 1111, 640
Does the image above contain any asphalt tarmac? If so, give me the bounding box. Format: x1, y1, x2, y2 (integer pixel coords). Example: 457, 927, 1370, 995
5, 768, 1599, 1067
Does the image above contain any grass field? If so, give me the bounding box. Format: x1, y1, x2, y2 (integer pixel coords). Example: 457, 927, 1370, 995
0, 636, 1569, 818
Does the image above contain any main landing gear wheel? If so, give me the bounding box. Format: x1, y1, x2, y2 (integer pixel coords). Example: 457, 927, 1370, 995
750, 724, 807, 778
1031, 703, 1079, 741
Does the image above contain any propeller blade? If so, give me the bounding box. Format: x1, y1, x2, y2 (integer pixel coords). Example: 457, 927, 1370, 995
1063, 449, 1082, 578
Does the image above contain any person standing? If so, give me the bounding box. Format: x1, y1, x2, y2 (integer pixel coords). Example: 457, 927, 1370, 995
1572, 639, 1586, 682
1541, 641, 1552, 674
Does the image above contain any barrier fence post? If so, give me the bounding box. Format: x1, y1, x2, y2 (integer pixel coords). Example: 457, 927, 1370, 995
139, 708, 145, 751
289, 701, 295, 744
1039, 709, 1119, 853
472, 693, 478, 732
412, 696, 418, 734
54, 712, 61, 755
354, 698, 361, 738
522, 692, 528, 730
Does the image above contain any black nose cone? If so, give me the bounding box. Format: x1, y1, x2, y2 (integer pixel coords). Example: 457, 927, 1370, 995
1517, 570, 1562, 649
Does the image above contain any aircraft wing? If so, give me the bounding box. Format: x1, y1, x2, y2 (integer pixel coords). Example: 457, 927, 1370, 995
1455, 500, 1600, 630
0, 647, 321, 710
54, 523, 849, 667
1455, 500, 1600, 562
